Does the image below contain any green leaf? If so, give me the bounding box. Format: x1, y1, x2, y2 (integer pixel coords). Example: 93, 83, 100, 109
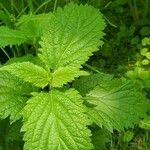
85, 79, 147, 132
0, 10, 12, 27
0, 119, 23, 149
0, 26, 27, 47
123, 131, 134, 142
16, 13, 52, 42
0, 62, 50, 88
2, 61, 88, 88
22, 89, 93, 150
39, 3, 105, 70
139, 115, 150, 130
0, 71, 36, 121
51, 66, 89, 87
73, 72, 113, 96
8, 120, 23, 142
91, 127, 111, 150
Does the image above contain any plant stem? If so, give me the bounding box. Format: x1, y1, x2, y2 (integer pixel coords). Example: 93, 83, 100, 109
133, 0, 139, 22
53, 0, 58, 11
84, 64, 100, 73
143, 0, 149, 19
1, 48, 10, 59
103, 15, 117, 28
127, 0, 136, 21
28, 0, 34, 13
35, 0, 52, 14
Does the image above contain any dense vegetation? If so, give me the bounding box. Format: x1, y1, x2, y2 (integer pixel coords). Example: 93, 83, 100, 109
0, 0, 150, 150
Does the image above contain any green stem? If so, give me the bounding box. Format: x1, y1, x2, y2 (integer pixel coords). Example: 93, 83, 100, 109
127, 0, 136, 21
21, 0, 24, 10
28, 0, 34, 13
53, 0, 58, 11
16, 46, 21, 56
103, 15, 117, 28
16, 5, 28, 19
133, 0, 139, 21
10, 0, 14, 13
1, 48, 10, 59
84, 64, 100, 73
4, 120, 10, 150
35, 0, 52, 14
143, 0, 149, 19
23, 44, 28, 55
0, 3, 11, 17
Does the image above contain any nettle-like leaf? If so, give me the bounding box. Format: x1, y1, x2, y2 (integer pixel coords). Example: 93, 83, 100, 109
85, 78, 147, 132
39, 3, 105, 70
1, 4, 105, 88
1, 62, 89, 88
0, 71, 36, 122
0, 62, 50, 88
22, 89, 93, 150
0, 26, 27, 47
51, 66, 89, 87
16, 13, 52, 42
0, 13, 52, 48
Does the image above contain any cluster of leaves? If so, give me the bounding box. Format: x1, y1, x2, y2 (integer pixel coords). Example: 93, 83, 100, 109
0, 1, 149, 150
126, 37, 150, 85
85, 0, 150, 76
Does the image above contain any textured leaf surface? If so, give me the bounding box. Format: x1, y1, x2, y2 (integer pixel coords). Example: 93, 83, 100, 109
51, 66, 89, 87
39, 3, 105, 70
0, 71, 36, 121
85, 79, 147, 131
22, 89, 93, 150
0, 26, 27, 47
73, 72, 113, 96
1, 62, 50, 88
16, 13, 52, 41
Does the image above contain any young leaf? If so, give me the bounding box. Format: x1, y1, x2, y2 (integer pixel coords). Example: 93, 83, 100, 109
22, 89, 93, 150
0, 71, 36, 122
0, 26, 27, 47
51, 66, 89, 87
85, 79, 147, 132
0, 62, 50, 88
39, 3, 105, 70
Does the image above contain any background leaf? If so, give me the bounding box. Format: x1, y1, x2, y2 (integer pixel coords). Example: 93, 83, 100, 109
85, 77, 147, 131
91, 126, 111, 150
73, 72, 113, 96
16, 13, 52, 42
0, 26, 27, 48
